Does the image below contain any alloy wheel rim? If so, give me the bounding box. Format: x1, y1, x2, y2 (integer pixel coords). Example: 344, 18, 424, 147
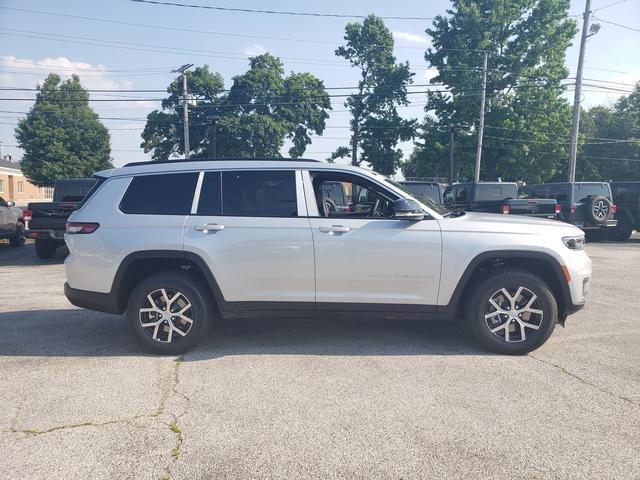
484, 286, 543, 343
139, 288, 193, 343
593, 200, 609, 221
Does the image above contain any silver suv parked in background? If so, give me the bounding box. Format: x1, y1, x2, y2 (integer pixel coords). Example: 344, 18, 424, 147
64, 159, 592, 355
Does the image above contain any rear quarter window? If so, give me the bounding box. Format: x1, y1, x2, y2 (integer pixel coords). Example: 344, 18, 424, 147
120, 173, 199, 215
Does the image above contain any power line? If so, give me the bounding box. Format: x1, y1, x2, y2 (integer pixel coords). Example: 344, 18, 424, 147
592, 0, 627, 12
129, 0, 436, 20
594, 17, 640, 33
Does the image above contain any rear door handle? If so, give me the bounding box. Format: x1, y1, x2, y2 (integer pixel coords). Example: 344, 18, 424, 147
318, 225, 351, 234
194, 223, 225, 233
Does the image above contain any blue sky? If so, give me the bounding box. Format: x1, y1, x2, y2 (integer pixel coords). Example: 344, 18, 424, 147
0, 0, 639, 169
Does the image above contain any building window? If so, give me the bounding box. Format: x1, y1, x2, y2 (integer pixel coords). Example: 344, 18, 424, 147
0, 179, 4, 193
18, 180, 24, 193
43, 187, 54, 198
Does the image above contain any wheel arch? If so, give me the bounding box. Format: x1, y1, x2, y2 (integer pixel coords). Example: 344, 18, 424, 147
440, 250, 571, 321
111, 250, 225, 313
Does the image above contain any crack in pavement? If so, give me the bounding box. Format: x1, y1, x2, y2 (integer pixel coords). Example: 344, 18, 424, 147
161, 356, 191, 480
11, 414, 152, 436
529, 354, 640, 407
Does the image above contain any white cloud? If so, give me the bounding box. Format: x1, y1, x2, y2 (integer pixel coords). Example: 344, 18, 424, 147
243, 44, 267, 56
393, 31, 429, 46
423, 67, 439, 82
0, 55, 133, 92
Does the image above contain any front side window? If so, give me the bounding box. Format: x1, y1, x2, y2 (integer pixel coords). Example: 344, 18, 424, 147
455, 186, 467, 202
120, 173, 199, 215
312, 172, 396, 218
221, 170, 297, 217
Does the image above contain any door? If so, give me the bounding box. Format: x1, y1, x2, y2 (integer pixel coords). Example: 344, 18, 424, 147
183, 169, 315, 305
0, 197, 9, 234
304, 170, 442, 308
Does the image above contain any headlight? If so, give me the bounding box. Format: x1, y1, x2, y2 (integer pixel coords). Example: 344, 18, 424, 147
563, 235, 585, 250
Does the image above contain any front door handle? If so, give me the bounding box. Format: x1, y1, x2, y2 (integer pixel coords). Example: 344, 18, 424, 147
194, 223, 225, 233
318, 225, 351, 234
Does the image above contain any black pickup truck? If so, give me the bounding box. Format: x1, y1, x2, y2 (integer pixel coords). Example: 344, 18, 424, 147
24, 178, 97, 259
443, 182, 559, 219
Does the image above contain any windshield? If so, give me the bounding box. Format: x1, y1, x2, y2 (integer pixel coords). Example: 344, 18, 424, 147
382, 177, 451, 216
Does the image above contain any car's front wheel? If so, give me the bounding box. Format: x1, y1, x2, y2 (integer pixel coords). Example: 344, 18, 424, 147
466, 269, 557, 355
127, 272, 213, 354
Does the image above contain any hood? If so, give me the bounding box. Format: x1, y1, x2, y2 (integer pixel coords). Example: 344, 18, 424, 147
439, 211, 583, 236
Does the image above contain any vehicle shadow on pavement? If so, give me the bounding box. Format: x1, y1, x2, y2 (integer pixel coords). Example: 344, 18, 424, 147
0, 243, 68, 267
0, 309, 489, 358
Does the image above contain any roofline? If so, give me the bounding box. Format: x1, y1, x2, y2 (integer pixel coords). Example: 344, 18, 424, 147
123, 157, 322, 167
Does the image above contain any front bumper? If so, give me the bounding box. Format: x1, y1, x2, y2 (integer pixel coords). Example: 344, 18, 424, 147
64, 282, 122, 315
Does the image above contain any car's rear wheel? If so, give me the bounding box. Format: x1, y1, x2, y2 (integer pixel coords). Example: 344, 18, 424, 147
466, 269, 557, 355
127, 272, 212, 354
35, 238, 57, 259
10, 222, 25, 247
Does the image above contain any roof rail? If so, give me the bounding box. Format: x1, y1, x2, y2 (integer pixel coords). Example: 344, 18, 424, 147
123, 157, 323, 167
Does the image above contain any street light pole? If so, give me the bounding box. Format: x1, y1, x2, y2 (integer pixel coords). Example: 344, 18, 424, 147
474, 51, 488, 182
568, 0, 592, 182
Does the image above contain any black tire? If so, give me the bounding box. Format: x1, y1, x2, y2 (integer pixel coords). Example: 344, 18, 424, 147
609, 211, 634, 241
9, 222, 26, 247
466, 268, 558, 355
584, 195, 612, 225
127, 271, 213, 354
35, 238, 57, 259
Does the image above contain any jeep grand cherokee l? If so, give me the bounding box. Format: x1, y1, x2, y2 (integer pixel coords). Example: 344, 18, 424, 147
64, 159, 591, 355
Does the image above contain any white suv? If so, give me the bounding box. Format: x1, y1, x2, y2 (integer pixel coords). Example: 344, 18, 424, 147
64, 159, 591, 355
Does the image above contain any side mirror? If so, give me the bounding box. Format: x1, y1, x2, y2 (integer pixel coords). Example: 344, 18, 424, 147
392, 198, 425, 221
6, 201, 15, 207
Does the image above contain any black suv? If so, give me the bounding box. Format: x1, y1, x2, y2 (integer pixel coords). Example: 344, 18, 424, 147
443, 182, 558, 219
521, 182, 617, 239
609, 182, 640, 241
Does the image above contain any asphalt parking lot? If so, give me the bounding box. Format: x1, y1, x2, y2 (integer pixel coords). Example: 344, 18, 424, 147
1, 238, 639, 480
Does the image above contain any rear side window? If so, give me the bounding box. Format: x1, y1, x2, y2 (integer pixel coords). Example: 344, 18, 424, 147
197, 172, 222, 215
221, 170, 297, 217
120, 173, 198, 215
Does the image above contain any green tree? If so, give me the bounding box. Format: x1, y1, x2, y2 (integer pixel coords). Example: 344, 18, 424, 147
577, 83, 640, 180
15, 74, 112, 187
141, 54, 331, 159
334, 14, 416, 176
407, 0, 577, 183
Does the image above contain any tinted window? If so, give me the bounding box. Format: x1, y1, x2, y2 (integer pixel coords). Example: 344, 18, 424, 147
120, 173, 198, 215
54, 180, 97, 202
575, 183, 611, 202
197, 172, 222, 215
221, 170, 297, 217
546, 186, 570, 202
474, 184, 518, 201
455, 186, 467, 202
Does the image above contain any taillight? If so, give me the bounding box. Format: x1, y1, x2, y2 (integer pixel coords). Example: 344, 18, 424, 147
66, 222, 100, 234
502, 204, 510, 214
23, 209, 32, 222
611, 204, 617, 214
554, 205, 561, 215
570, 204, 577, 215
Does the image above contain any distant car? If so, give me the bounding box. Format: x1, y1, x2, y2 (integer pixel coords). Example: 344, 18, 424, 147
609, 181, 640, 241
443, 182, 559, 219
521, 182, 617, 241
24, 178, 97, 259
0, 196, 26, 247
398, 181, 444, 205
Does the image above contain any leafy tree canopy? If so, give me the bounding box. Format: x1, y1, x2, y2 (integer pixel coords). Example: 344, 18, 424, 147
406, 0, 577, 183
141, 54, 331, 159
15, 74, 112, 187
333, 14, 416, 176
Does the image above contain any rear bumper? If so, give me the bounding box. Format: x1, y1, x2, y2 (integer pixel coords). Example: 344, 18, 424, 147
26, 229, 66, 243
574, 219, 618, 230
64, 282, 122, 315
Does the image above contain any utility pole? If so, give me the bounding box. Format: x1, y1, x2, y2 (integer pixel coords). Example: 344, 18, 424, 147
568, 0, 593, 182
448, 127, 455, 185
172, 64, 194, 159
209, 116, 218, 158
474, 51, 488, 182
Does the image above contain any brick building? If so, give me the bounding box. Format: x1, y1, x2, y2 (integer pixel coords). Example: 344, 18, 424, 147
0, 156, 53, 206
